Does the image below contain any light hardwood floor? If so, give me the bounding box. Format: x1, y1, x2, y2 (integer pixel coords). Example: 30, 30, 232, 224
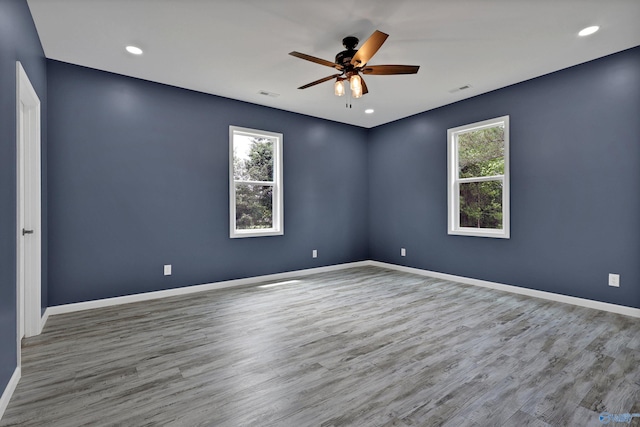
2, 267, 639, 426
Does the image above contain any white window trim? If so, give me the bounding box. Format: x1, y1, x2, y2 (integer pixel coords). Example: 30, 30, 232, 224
447, 115, 510, 239
229, 126, 283, 238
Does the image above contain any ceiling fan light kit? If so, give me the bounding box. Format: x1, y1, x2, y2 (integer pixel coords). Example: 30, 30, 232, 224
350, 75, 361, 90
290, 30, 419, 105
350, 75, 363, 98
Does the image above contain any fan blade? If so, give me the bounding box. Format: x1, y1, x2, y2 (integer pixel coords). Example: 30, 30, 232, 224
351, 30, 389, 66
361, 65, 420, 75
289, 52, 343, 70
361, 76, 369, 95
298, 74, 342, 90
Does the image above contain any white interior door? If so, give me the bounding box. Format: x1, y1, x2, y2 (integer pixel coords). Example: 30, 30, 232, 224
16, 62, 42, 350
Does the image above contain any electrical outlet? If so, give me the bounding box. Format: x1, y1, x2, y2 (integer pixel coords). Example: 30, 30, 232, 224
164, 264, 172, 276
401, 248, 406, 257
312, 249, 318, 258
608, 273, 619, 287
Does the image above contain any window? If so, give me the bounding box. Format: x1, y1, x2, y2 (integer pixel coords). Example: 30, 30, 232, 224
230, 126, 283, 238
448, 116, 509, 238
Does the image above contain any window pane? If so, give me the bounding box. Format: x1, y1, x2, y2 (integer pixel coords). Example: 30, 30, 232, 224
235, 184, 273, 230
233, 134, 274, 181
459, 181, 503, 229
458, 125, 505, 178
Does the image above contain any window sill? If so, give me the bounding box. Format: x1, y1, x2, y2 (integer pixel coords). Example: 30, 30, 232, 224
448, 228, 510, 239
230, 229, 284, 239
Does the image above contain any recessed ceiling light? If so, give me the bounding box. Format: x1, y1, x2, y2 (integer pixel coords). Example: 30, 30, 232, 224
578, 26, 599, 37
126, 45, 143, 55
365, 109, 374, 114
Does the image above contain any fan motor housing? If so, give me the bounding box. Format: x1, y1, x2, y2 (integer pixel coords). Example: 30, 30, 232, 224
335, 49, 356, 69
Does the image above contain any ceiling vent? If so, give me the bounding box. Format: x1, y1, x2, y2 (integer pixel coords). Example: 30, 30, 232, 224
258, 90, 280, 98
449, 84, 471, 94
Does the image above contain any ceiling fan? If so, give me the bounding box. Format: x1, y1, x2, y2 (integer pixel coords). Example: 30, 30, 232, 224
289, 30, 419, 100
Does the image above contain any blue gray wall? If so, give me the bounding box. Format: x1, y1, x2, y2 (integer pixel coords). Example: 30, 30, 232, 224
45, 47, 640, 310
0, 0, 47, 399
47, 61, 369, 305
369, 46, 640, 309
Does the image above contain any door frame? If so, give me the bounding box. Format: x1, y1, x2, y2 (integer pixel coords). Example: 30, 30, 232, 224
16, 61, 43, 357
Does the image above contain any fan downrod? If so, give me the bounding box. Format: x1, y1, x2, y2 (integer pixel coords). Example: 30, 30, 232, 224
342, 36, 359, 50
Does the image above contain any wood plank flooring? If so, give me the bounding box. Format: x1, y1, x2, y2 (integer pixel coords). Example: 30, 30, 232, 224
2, 266, 639, 426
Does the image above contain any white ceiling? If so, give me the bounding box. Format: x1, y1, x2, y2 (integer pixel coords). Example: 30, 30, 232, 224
26, 0, 640, 128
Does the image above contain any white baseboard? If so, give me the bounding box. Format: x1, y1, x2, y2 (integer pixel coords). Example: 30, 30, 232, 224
370, 261, 640, 319
40, 308, 49, 333
44, 260, 640, 320
47, 261, 371, 316
0, 368, 21, 421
